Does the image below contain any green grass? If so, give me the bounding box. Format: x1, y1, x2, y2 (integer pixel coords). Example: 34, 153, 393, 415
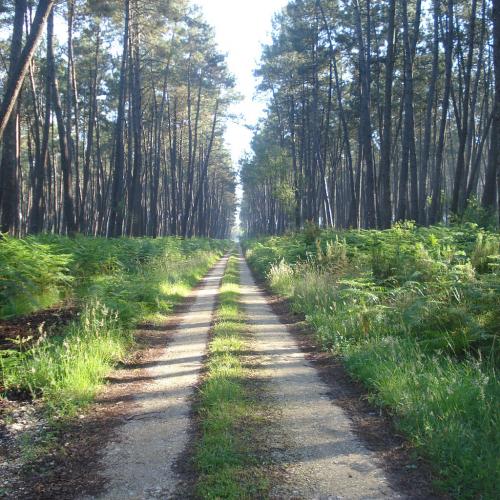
194, 254, 268, 499
344, 338, 499, 497
0, 236, 229, 416
243, 222, 500, 499
1, 302, 133, 414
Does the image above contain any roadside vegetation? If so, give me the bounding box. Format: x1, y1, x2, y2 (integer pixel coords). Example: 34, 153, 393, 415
194, 254, 268, 499
243, 222, 499, 499
0, 235, 228, 416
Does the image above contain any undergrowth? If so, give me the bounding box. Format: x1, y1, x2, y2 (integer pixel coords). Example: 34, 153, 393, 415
195, 254, 268, 499
0, 236, 228, 416
243, 222, 500, 499
0, 235, 227, 319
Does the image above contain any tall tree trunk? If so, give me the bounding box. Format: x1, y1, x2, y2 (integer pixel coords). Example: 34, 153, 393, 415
47, 10, 77, 235
0, 0, 27, 233
29, 12, 52, 234
482, 0, 500, 214
126, 6, 143, 236
168, 97, 178, 235
0, 0, 55, 142
81, 28, 100, 232
289, 96, 302, 229
419, 0, 440, 225
378, 0, 396, 228
66, 0, 80, 221
317, 1, 357, 227
108, 0, 130, 237
430, 0, 454, 224
182, 70, 202, 237
150, 74, 168, 238
28, 53, 46, 234
188, 100, 219, 237
397, 0, 420, 222
451, 0, 478, 214
354, 0, 376, 228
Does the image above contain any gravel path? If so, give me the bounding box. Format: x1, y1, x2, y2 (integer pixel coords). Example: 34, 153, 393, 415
239, 255, 404, 500
88, 256, 228, 500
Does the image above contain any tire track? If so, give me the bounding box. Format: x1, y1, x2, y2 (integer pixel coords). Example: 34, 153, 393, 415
239, 254, 404, 499
86, 255, 229, 500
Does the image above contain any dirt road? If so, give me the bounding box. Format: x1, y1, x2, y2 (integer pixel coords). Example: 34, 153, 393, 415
76, 253, 419, 499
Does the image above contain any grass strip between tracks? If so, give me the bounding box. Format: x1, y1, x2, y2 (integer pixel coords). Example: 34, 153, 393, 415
194, 254, 268, 498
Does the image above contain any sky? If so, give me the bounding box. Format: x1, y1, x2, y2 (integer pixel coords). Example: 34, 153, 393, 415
194, 0, 288, 166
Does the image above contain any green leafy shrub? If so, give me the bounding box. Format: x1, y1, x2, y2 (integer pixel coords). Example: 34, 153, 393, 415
0, 235, 229, 320
470, 231, 500, 274
0, 236, 73, 318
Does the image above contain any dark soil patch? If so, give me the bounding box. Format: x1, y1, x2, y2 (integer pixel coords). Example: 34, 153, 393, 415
247, 264, 447, 500
0, 306, 78, 351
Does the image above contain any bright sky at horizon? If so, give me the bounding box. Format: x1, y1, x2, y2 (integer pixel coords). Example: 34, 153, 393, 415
194, 0, 288, 167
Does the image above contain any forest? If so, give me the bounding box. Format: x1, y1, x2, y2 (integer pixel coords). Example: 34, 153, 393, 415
241, 0, 500, 234
0, 0, 237, 239
0, 0, 499, 499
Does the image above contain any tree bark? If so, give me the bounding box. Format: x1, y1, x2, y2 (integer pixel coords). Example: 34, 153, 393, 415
108, 0, 130, 237
353, 0, 376, 228
419, 0, 440, 225
0, 0, 27, 233
430, 0, 454, 224
378, 0, 396, 228
126, 5, 144, 236
482, 0, 500, 213
397, 0, 420, 222
47, 10, 77, 235
451, 0, 478, 214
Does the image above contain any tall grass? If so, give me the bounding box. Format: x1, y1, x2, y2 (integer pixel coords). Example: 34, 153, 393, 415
244, 223, 500, 498
0, 236, 228, 415
1, 302, 132, 414
345, 338, 499, 498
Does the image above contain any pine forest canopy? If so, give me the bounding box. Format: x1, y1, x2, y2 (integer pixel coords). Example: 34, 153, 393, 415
0, 0, 237, 238
0, 0, 498, 240
241, 0, 500, 235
